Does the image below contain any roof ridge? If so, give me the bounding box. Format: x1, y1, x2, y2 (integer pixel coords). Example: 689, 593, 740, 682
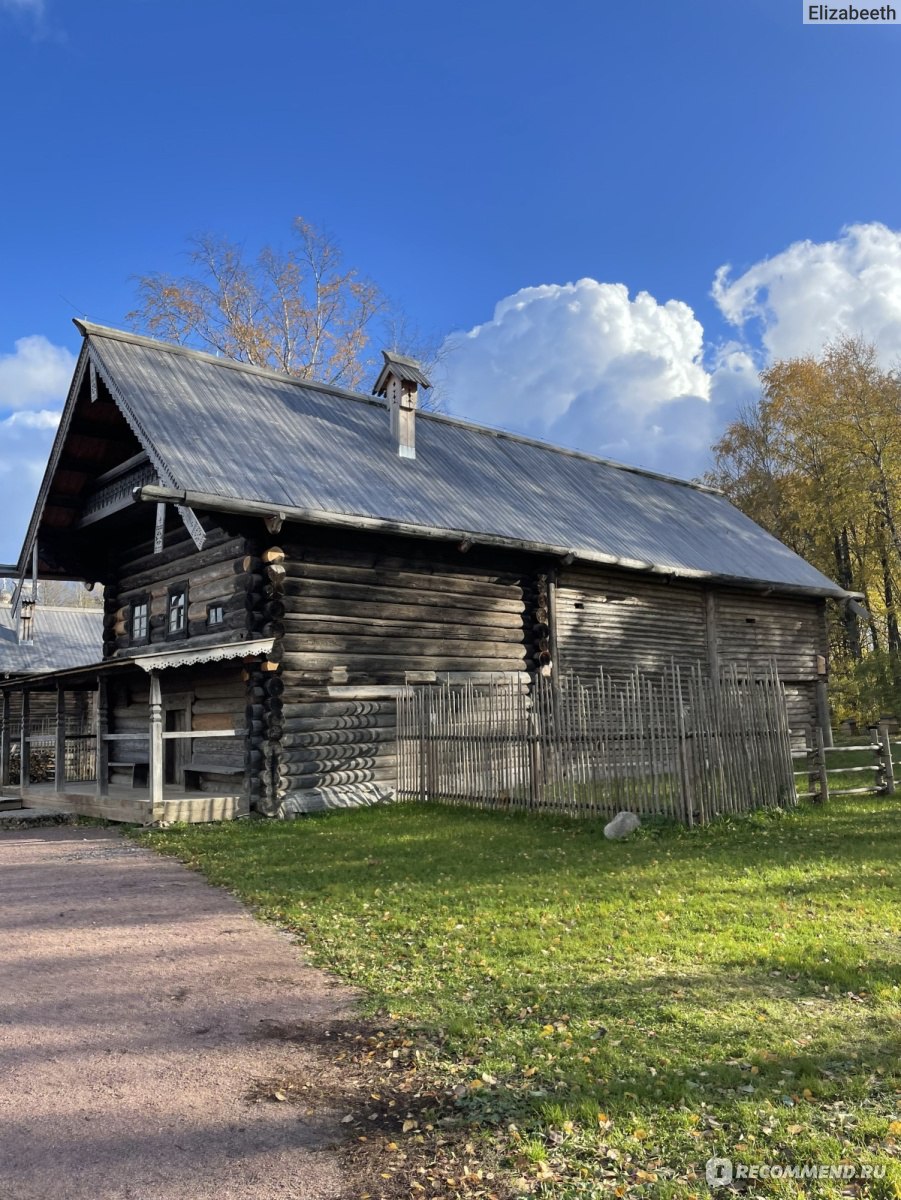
73, 320, 388, 410
73, 320, 720, 496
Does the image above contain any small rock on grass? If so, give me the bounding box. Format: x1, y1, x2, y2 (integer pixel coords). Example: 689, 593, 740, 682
604, 811, 640, 840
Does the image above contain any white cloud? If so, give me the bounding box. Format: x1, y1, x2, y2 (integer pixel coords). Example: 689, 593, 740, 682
0, 335, 70, 560
439, 279, 718, 478
0, 409, 57, 562
2, 408, 61, 431
439, 223, 901, 481
713, 222, 901, 365
0, 0, 45, 14
0, 335, 74, 412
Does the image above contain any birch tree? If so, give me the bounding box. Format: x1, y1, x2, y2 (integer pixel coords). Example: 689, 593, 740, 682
129, 217, 386, 390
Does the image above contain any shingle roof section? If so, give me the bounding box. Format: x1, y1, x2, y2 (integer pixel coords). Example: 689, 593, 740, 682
81, 324, 844, 597
0, 605, 103, 676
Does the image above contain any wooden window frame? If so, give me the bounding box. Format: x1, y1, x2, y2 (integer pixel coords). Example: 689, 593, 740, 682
166, 583, 188, 639
207, 602, 225, 629
130, 595, 150, 645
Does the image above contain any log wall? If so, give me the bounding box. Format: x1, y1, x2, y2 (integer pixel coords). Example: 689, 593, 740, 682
261, 533, 539, 813
102, 516, 263, 658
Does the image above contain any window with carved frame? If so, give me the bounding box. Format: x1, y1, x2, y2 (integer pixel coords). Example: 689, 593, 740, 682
130, 596, 150, 644
167, 584, 187, 637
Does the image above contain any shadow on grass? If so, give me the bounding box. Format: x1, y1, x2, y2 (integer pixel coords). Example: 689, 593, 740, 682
137, 798, 901, 1156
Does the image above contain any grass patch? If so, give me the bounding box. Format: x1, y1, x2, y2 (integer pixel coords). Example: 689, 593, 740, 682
134, 798, 901, 1197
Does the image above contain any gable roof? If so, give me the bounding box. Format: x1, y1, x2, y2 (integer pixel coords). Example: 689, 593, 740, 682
25, 321, 846, 599
373, 349, 432, 393
0, 604, 103, 677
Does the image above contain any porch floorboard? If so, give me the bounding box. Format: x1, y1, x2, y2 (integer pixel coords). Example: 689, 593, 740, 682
0, 782, 247, 825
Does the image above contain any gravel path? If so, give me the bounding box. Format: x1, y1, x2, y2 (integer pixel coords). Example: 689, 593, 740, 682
0, 826, 353, 1200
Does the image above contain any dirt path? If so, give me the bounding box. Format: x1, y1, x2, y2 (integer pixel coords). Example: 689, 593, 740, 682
0, 826, 354, 1200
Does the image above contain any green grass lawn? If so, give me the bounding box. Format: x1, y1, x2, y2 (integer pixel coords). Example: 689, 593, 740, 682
135, 798, 901, 1198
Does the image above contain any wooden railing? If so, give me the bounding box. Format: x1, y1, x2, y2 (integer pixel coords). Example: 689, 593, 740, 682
793, 727, 896, 802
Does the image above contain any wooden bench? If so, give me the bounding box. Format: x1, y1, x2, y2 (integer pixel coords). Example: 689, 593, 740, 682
109, 761, 149, 788
183, 759, 243, 792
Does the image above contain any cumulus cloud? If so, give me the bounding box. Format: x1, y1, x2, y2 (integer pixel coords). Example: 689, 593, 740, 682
439, 223, 901, 481
0, 411, 58, 562
0, 335, 74, 412
439, 279, 719, 477
713, 222, 901, 365
0, 335, 71, 561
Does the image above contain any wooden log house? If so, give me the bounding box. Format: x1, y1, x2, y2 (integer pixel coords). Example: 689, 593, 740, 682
0, 322, 852, 820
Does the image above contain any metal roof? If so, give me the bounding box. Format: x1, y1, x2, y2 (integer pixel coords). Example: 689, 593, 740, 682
69, 323, 844, 598
0, 605, 103, 677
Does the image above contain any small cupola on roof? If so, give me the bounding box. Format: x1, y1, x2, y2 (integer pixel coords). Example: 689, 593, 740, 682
372, 350, 431, 459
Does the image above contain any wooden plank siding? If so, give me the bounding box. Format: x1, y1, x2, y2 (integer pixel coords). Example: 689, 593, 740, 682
555, 567, 709, 677
713, 589, 828, 734
555, 566, 827, 738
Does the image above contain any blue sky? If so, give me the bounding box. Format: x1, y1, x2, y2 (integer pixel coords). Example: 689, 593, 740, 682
2, 0, 901, 562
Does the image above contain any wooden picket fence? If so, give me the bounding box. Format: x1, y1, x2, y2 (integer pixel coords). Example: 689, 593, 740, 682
396, 664, 797, 824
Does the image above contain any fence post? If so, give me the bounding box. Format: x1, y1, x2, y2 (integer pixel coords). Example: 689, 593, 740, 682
813, 726, 828, 803
673, 668, 695, 826
528, 709, 542, 808
878, 724, 895, 795
418, 692, 428, 802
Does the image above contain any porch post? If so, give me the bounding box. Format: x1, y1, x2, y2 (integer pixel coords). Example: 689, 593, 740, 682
19, 688, 30, 793
149, 670, 163, 817
55, 685, 66, 793
95, 676, 109, 798
0, 691, 10, 787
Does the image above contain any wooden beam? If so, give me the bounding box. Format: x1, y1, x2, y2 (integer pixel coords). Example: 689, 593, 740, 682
55, 686, 66, 790
704, 589, 720, 681
19, 690, 30, 793
0, 691, 10, 787
547, 568, 559, 676
95, 677, 109, 798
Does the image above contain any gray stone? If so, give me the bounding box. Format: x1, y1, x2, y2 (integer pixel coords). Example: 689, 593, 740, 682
604, 811, 640, 840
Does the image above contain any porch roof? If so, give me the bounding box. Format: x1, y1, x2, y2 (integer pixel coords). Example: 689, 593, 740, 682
0, 637, 275, 690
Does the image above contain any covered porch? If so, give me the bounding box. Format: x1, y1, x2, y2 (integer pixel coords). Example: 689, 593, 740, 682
0, 639, 272, 824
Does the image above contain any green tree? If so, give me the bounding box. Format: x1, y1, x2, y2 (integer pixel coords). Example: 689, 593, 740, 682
707, 336, 901, 721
